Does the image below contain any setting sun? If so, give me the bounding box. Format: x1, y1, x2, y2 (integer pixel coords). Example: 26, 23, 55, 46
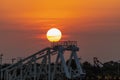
47, 28, 62, 42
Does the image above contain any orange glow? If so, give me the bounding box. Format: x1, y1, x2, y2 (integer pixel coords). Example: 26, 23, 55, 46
0, 0, 120, 62
1, 0, 120, 19
47, 28, 62, 42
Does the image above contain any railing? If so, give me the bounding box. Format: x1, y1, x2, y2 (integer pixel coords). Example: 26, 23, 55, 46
51, 41, 77, 48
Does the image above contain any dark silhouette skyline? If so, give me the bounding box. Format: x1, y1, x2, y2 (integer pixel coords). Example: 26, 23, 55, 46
0, 0, 120, 63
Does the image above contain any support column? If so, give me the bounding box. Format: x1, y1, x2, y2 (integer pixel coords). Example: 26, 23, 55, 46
58, 46, 71, 79
33, 56, 37, 80
0, 54, 3, 80
48, 49, 51, 80
20, 62, 23, 80
51, 52, 60, 80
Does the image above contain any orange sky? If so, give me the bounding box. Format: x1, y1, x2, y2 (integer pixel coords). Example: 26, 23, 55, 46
1, 0, 120, 18
0, 0, 120, 63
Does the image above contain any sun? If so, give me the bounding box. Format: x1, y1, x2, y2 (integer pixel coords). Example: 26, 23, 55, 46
47, 28, 62, 42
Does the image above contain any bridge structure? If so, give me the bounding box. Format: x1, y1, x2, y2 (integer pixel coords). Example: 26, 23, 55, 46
0, 41, 85, 80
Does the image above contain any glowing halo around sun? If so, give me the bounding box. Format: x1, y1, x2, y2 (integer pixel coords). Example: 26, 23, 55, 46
46, 28, 62, 42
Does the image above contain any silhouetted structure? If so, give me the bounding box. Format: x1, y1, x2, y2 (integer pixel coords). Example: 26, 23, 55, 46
82, 58, 120, 80
0, 41, 85, 80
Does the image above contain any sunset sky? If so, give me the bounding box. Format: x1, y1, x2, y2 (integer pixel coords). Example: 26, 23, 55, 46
0, 0, 120, 63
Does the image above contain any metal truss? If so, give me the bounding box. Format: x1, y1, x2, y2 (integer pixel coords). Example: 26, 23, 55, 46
0, 41, 85, 80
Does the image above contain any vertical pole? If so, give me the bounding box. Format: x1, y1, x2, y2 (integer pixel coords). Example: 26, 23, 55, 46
20, 62, 23, 80
48, 49, 51, 80
0, 54, 3, 80
6, 70, 8, 80
34, 56, 37, 80
118, 61, 120, 76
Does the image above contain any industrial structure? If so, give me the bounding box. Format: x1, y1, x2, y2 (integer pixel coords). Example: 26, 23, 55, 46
0, 41, 85, 80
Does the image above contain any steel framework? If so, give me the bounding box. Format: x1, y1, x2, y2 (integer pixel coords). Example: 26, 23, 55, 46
0, 41, 85, 80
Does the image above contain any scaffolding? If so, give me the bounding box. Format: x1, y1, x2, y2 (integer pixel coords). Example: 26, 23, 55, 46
0, 41, 85, 80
